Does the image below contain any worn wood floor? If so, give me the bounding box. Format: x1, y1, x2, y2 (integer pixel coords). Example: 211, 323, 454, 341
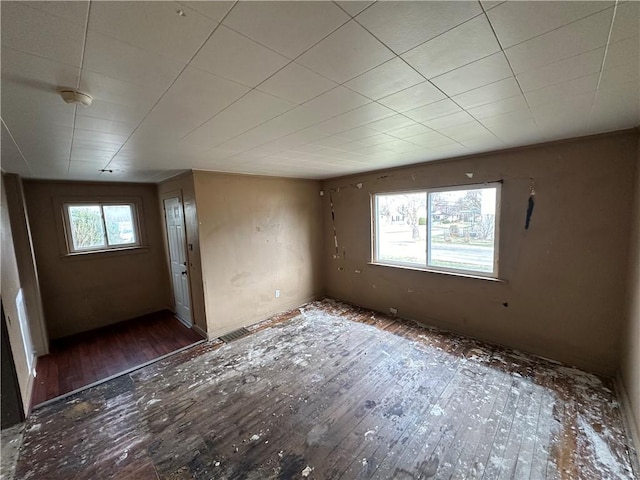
31, 310, 204, 406
15, 299, 638, 479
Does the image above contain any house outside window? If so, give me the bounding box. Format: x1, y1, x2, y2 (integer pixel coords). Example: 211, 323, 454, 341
373, 183, 501, 277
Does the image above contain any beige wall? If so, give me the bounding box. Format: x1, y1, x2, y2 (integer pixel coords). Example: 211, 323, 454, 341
193, 171, 323, 338
322, 131, 637, 376
158, 172, 207, 335
23, 180, 171, 339
620, 132, 640, 450
1, 176, 35, 413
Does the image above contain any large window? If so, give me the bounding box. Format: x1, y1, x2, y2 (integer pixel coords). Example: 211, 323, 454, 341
373, 183, 501, 277
64, 203, 139, 253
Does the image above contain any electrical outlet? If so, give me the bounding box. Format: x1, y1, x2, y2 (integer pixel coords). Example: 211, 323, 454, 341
275, 289, 280, 298
389, 307, 398, 316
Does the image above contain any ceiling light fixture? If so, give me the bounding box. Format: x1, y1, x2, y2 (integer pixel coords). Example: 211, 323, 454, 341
59, 89, 93, 107
176, 9, 186, 16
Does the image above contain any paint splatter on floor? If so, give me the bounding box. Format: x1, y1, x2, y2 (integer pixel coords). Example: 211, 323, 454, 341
11, 299, 639, 479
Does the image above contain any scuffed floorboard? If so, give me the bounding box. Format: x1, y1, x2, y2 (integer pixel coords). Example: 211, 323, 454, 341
1, 423, 24, 480
13, 299, 638, 479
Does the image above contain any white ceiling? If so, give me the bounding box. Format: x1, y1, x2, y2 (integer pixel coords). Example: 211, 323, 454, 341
1, 1, 638, 182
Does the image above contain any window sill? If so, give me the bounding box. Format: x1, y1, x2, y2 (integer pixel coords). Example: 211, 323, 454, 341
368, 262, 506, 283
61, 246, 150, 261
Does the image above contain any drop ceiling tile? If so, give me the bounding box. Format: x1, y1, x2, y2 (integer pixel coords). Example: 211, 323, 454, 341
78, 70, 160, 108
604, 37, 640, 70
531, 91, 596, 125
599, 62, 640, 90
182, 90, 296, 149
88, 1, 217, 63
452, 77, 522, 109
382, 140, 424, 154
82, 99, 153, 125
257, 63, 337, 104
178, 1, 234, 22
73, 129, 128, 145
430, 52, 513, 96
356, 134, 398, 147
516, 48, 605, 93
83, 31, 184, 91
485, 118, 540, 145
377, 81, 447, 112
388, 124, 433, 139
344, 57, 424, 100
402, 15, 501, 79
337, 126, 380, 141
390, 129, 451, 148
245, 107, 330, 139
310, 136, 353, 148
505, 9, 613, 74
480, 108, 536, 129
313, 102, 395, 134
467, 95, 530, 119
366, 114, 417, 133
191, 25, 290, 87
424, 111, 476, 130
290, 143, 327, 155
266, 128, 331, 150
610, 1, 640, 44
23, 1, 89, 26
427, 144, 471, 156
301, 86, 371, 120
136, 66, 250, 139
74, 116, 136, 136
525, 73, 599, 107
1, 47, 80, 103
1, 123, 32, 177
366, 139, 410, 152
1, 2, 86, 66
335, 1, 374, 17
69, 161, 109, 177
70, 148, 116, 163
356, 1, 482, 54
297, 21, 394, 83
480, 1, 505, 11
590, 82, 640, 131
404, 99, 462, 123
487, 1, 613, 49
71, 137, 121, 153
437, 121, 496, 142
222, 1, 349, 59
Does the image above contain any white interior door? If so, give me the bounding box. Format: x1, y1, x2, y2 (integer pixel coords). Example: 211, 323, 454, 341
163, 196, 192, 326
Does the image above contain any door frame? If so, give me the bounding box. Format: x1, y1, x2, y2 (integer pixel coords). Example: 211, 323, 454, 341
160, 190, 193, 328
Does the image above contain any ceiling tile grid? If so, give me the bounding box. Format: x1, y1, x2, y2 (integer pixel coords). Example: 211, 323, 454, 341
0, 0, 637, 182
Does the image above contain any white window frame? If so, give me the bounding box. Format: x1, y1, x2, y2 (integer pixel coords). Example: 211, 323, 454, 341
63, 202, 141, 254
372, 182, 501, 279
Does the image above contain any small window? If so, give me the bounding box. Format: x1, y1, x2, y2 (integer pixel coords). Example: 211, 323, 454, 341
64, 203, 139, 253
373, 183, 501, 277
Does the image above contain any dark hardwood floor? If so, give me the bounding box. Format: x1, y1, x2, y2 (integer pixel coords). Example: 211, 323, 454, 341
31, 310, 204, 406
15, 299, 638, 479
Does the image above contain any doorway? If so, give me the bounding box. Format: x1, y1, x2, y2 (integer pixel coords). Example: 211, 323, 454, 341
163, 196, 192, 327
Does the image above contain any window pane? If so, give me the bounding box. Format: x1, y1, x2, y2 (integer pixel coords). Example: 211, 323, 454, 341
103, 205, 136, 246
376, 193, 427, 265
68, 205, 105, 250
428, 187, 497, 273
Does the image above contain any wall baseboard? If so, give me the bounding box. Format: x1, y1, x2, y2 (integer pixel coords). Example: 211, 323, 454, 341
192, 324, 207, 339
207, 294, 323, 340
615, 371, 640, 475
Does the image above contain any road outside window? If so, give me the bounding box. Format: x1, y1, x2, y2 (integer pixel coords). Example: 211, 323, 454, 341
373, 183, 500, 277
